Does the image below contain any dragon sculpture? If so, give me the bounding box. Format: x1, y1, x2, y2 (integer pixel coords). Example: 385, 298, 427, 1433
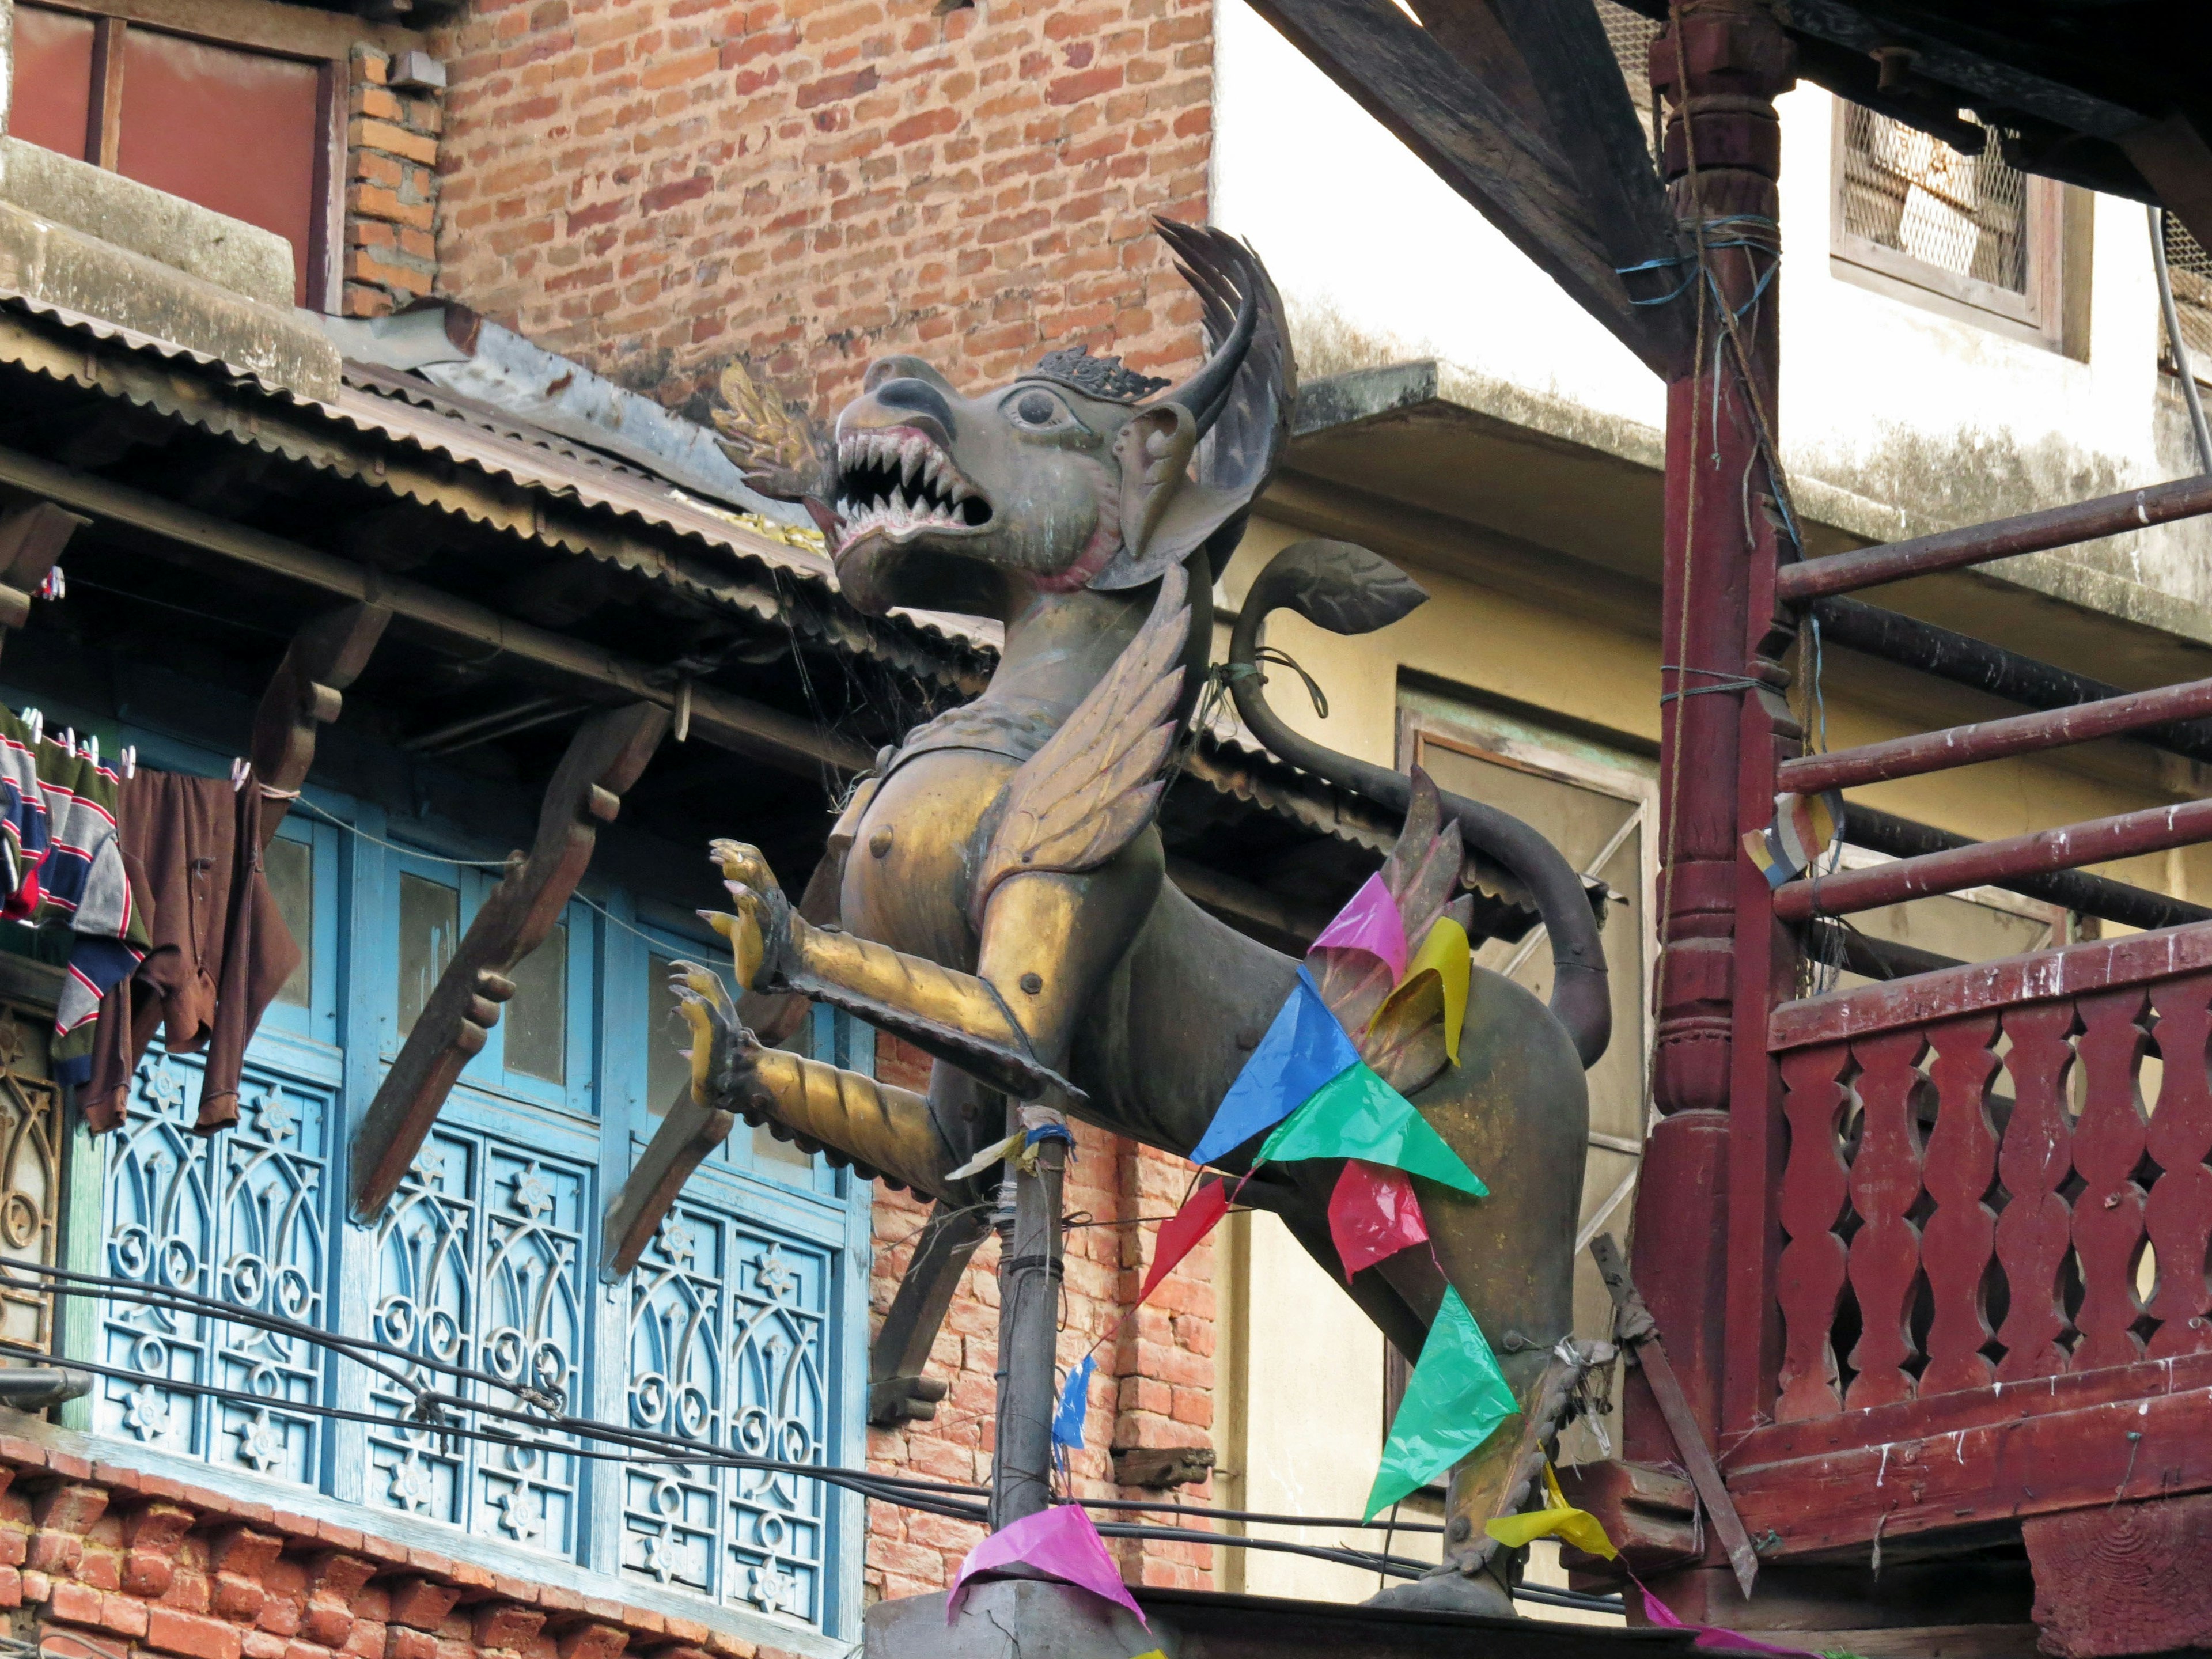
605, 220, 1613, 1614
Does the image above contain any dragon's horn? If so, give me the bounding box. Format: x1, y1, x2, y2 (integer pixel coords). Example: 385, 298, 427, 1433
1149, 219, 1262, 437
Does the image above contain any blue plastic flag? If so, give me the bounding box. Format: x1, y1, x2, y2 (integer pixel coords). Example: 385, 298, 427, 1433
1189, 969, 1362, 1167
1052, 1353, 1096, 1452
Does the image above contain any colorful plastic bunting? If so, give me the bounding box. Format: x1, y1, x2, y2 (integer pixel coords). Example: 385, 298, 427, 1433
1365, 1286, 1518, 1519
946, 1505, 1147, 1627
1187, 968, 1359, 1167
1327, 1160, 1429, 1277
1052, 1353, 1096, 1452
1259, 1064, 1487, 1195
945, 1128, 1027, 1183
1483, 1461, 1618, 1559
1368, 916, 1472, 1064
1637, 1584, 1818, 1654
1137, 1179, 1230, 1305
1310, 871, 1410, 982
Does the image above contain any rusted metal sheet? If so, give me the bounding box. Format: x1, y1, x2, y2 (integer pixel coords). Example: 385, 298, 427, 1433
1774, 799, 2212, 922
1776, 474, 2212, 605
1770, 920, 2212, 1049
1779, 677, 2212, 794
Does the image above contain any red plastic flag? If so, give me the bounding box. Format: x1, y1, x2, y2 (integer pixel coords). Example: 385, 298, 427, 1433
1137, 1179, 1230, 1306
1328, 1160, 1429, 1277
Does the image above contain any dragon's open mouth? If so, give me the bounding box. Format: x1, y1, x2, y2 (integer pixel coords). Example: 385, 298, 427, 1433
833, 427, 991, 548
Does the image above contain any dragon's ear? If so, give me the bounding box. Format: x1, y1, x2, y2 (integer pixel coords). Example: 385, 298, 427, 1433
1089, 403, 1199, 591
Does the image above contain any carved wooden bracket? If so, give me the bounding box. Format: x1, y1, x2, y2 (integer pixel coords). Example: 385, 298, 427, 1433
0, 502, 86, 652
248, 603, 392, 845
349, 700, 669, 1221
600, 1084, 737, 1280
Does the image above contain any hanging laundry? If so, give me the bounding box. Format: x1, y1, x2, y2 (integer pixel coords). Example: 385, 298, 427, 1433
45, 736, 150, 1084
81, 768, 300, 1133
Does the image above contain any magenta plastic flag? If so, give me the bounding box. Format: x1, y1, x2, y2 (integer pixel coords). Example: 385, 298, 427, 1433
1310, 872, 1408, 982
947, 1504, 1147, 1626
1138, 1178, 1230, 1305
1638, 1584, 1817, 1654
1328, 1160, 1429, 1277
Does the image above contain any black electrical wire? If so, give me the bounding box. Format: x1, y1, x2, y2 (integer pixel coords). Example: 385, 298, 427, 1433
1089, 1521, 1431, 1580
1061, 1494, 1445, 1533
1513, 1582, 1629, 1615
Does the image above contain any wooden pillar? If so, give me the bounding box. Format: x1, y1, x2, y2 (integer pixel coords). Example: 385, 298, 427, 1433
1631, 0, 1797, 1476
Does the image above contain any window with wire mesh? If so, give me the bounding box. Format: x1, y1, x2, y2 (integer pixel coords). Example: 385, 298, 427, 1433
1595, 0, 1664, 166
1838, 105, 2028, 293
2161, 213, 2212, 380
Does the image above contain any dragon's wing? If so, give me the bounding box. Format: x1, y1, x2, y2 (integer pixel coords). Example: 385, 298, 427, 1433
971, 564, 1191, 925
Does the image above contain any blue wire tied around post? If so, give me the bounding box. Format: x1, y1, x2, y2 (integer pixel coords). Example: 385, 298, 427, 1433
1024, 1122, 1076, 1153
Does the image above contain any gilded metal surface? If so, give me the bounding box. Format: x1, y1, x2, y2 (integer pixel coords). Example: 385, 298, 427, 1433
620, 224, 1600, 1604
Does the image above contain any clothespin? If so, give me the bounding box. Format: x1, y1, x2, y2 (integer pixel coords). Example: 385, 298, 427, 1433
119, 745, 136, 780
17, 709, 39, 745
56, 728, 73, 756
36, 568, 63, 601
84, 735, 97, 769
230, 757, 251, 791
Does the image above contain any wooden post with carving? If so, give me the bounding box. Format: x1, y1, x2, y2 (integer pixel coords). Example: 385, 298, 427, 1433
248, 603, 392, 844
1634, 0, 1797, 1512
349, 701, 669, 1221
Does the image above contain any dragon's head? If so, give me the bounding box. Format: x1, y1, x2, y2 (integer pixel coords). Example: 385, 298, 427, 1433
717, 221, 1293, 618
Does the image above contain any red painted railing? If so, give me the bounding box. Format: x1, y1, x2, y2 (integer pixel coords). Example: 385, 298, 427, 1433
1767, 925, 2212, 1422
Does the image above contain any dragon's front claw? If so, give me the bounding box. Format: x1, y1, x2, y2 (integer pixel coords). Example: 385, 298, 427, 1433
700, 878, 788, 993
708, 839, 783, 897
668, 959, 752, 1108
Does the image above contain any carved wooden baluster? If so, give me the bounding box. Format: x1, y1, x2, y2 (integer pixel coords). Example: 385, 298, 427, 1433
2146, 972, 2212, 1357
2070, 986, 2153, 1373
1919, 1012, 2002, 1396
1994, 1001, 2079, 1380
1775, 1043, 1854, 1421
1844, 1027, 1929, 1410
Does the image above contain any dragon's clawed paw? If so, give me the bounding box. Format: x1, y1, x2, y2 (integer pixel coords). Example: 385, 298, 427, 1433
709, 839, 782, 896
667, 960, 756, 1110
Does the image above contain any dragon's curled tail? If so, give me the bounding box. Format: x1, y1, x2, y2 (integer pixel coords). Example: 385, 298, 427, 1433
1226, 538, 1612, 1067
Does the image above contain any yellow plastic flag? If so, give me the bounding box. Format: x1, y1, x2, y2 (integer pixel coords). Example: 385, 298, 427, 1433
1368, 916, 1472, 1063
1482, 1461, 1618, 1560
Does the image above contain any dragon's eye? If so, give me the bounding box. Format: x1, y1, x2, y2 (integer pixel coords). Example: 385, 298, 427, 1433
1006, 387, 1071, 430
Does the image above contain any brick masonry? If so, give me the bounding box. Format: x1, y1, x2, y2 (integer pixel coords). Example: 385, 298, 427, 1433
345, 48, 446, 317
0, 1436, 805, 1659
866, 1038, 1220, 1601
426, 0, 1215, 420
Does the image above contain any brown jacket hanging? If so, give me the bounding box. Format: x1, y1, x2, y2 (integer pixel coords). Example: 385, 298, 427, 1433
82, 771, 301, 1133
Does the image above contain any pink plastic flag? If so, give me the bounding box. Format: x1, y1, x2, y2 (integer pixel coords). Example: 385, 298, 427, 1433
1637, 1583, 1817, 1654
1310, 873, 1408, 983
947, 1504, 1147, 1627
1327, 1160, 1428, 1277
1137, 1179, 1230, 1305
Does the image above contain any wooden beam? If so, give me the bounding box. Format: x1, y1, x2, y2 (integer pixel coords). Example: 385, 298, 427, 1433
0, 443, 874, 776
0, 501, 85, 645
350, 702, 669, 1221
247, 603, 391, 845
2121, 115, 2212, 275
1772, 798, 2212, 923
1439, 0, 1687, 319
866, 1200, 992, 1425
1775, 473, 2212, 604
1245, 0, 1688, 378
600, 1084, 738, 1279
1779, 677, 2212, 794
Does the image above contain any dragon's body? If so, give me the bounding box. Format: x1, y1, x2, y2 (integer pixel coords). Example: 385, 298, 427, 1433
604, 224, 1615, 1613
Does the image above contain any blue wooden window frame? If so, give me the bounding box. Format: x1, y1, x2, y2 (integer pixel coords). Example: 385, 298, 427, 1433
36, 719, 873, 1645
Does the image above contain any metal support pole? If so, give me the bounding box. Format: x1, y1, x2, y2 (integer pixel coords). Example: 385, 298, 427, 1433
990, 1108, 1067, 1529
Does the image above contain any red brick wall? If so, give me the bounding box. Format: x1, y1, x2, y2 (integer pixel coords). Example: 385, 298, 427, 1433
427, 0, 1214, 419
865, 1038, 1219, 1603
0, 1439, 803, 1659
344, 47, 445, 317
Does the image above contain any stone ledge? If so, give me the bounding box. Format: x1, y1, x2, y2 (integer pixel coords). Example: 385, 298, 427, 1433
0, 201, 339, 403
0, 140, 296, 312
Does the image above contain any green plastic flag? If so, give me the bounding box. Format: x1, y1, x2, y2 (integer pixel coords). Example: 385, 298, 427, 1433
1365, 1286, 1519, 1520
1256, 1062, 1487, 1196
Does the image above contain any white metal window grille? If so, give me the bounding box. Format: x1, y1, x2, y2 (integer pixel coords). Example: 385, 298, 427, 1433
2162, 212, 2212, 380
1839, 105, 2028, 294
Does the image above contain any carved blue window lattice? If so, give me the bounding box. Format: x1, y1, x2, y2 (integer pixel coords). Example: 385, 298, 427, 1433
624, 1202, 832, 1622
368, 1124, 586, 1559
98, 1052, 332, 1487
